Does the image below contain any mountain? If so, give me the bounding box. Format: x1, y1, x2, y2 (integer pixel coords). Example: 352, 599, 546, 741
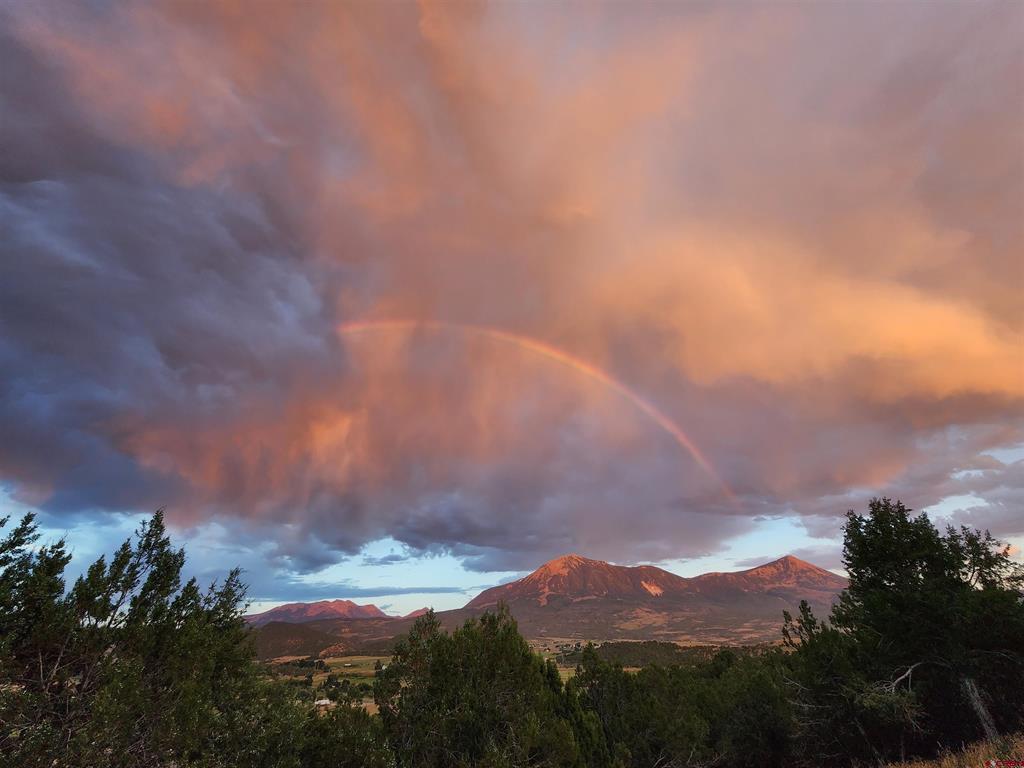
684, 555, 848, 603
462, 553, 846, 646
245, 599, 388, 627
468, 554, 691, 607
251, 621, 339, 658
250, 554, 848, 658
468, 553, 845, 609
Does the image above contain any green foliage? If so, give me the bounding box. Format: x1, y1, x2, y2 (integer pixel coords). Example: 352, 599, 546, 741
2, 498, 1020, 768
783, 498, 1024, 764
0, 511, 251, 765
0, 511, 390, 768
374, 607, 578, 767
294, 701, 391, 768
559, 639, 771, 668
567, 643, 791, 768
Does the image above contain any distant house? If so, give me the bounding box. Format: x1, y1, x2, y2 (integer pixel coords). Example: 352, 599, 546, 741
314, 699, 334, 714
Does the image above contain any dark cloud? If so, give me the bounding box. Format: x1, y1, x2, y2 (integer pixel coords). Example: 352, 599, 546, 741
242, 579, 468, 604
1, 1, 1021, 578
361, 552, 413, 567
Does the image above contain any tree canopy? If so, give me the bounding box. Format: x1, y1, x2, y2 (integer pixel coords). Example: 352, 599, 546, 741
0, 511, 387, 768
783, 498, 1024, 763
1, 498, 1021, 767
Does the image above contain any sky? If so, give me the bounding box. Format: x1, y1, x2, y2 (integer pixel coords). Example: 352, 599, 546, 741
1, 0, 1021, 615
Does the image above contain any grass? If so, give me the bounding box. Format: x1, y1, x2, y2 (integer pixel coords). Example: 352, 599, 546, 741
319, 655, 389, 686
887, 732, 1024, 768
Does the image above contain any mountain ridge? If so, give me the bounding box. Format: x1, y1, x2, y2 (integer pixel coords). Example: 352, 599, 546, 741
467, 553, 845, 609
247, 553, 848, 657
246, 598, 388, 627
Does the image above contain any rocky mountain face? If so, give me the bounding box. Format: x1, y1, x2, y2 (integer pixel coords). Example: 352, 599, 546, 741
467, 554, 692, 607
249, 554, 849, 657
459, 553, 847, 647
245, 599, 388, 627
682, 555, 848, 602
468, 553, 846, 609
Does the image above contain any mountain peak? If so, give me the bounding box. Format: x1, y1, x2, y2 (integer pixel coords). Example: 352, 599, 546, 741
766, 555, 814, 570
245, 599, 388, 627
747, 555, 838, 577
703, 554, 847, 591
469, 553, 690, 608
535, 553, 593, 575
467, 551, 846, 610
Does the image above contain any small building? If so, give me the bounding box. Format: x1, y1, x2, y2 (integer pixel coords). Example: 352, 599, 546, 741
314, 698, 335, 715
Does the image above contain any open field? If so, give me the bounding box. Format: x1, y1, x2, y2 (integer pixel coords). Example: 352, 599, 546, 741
320, 655, 389, 685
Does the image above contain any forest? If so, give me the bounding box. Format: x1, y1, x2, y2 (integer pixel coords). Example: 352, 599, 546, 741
1, 498, 1022, 768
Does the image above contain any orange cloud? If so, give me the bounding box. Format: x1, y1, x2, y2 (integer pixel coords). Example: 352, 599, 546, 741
3, 0, 1022, 571
586, 227, 1022, 400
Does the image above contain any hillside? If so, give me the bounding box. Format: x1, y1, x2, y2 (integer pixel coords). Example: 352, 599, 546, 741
251, 620, 339, 659
245, 598, 388, 627
458, 553, 846, 647
467, 554, 692, 607
250, 553, 847, 658
468, 553, 846, 609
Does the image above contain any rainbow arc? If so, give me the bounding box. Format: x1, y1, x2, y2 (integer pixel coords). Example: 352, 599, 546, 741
337, 319, 734, 501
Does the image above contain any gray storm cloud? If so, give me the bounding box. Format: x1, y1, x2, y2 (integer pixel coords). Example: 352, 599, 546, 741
1, 0, 1021, 574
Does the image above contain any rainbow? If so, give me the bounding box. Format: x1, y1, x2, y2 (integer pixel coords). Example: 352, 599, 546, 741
337, 320, 734, 500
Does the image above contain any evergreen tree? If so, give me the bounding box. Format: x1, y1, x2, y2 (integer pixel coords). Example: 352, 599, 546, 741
0, 511, 389, 768
374, 607, 578, 767
784, 498, 1024, 764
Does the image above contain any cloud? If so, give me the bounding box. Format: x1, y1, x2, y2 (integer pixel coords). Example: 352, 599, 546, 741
361, 552, 413, 567
245, 580, 468, 604
1, 1, 1021, 577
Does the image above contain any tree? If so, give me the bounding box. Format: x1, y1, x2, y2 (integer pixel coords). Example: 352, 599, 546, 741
0, 510, 389, 768
296, 699, 392, 768
710, 651, 792, 767
783, 599, 915, 764
0, 511, 257, 765
374, 607, 578, 767
567, 643, 791, 768
784, 498, 1024, 764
